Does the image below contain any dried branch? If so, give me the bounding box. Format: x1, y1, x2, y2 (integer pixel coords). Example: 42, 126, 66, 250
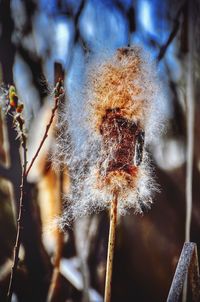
7, 80, 64, 301
26, 93, 64, 177
7, 115, 27, 302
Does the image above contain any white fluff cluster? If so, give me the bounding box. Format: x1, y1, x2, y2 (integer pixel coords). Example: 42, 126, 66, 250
52, 46, 163, 227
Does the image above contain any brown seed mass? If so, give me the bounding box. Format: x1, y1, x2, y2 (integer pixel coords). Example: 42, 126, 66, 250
99, 108, 140, 177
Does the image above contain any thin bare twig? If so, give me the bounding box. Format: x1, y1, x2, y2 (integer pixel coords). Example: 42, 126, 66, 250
7, 116, 27, 302
7, 81, 64, 301
104, 192, 118, 302
26, 94, 63, 177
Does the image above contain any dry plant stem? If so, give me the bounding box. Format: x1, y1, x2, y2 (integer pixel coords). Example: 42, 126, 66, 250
185, 0, 194, 246
47, 230, 63, 302
48, 65, 65, 300
104, 192, 118, 302
7, 128, 27, 302
183, 2, 194, 302
26, 95, 60, 177
47, 170, 64, 302
7, 92, 62, 301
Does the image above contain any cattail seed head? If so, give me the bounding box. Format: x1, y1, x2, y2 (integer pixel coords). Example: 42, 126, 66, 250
86, 47, 155, 196
55, 46, 163, 226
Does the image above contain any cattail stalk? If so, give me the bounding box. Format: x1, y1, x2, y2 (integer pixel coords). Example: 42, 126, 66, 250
104, 191, 118, 302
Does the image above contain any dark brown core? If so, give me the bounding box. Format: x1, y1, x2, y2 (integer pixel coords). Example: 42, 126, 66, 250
99, 108, 140, 176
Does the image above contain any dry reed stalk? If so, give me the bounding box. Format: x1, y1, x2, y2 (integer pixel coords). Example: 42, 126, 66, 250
47, 170, 64, 302
183, 2, 195, 302
185, 0, 194, 246
104, 191, 118, 302
47, 63, 65, 302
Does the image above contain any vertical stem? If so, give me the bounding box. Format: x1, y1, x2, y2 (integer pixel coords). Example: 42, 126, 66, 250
183, 1, 195, 301
7, 130, 27, 302
104, 192, 118, 302
47, 170, 64, 302
47, 62, 65, 302
185, 0, 194, 245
